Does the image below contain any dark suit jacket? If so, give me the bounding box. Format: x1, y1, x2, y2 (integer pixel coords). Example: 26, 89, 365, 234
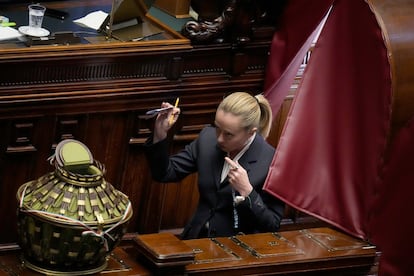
145, 126, 285, 239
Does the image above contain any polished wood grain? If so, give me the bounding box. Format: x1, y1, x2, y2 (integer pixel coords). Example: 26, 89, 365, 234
0, 227, 377, 275
134, 227, 378, 275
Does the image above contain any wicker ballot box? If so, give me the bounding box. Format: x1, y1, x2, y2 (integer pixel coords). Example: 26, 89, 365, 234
16, 139, 133, 275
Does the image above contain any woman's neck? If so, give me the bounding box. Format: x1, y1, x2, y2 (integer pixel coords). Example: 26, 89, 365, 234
227, 133, 256, 160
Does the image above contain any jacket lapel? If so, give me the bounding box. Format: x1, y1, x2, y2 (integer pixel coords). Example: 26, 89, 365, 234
238, 133, 262, 174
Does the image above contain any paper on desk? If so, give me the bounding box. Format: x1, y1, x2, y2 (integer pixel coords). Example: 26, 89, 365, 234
73, 10, 108, 30
0, 26, 22, 41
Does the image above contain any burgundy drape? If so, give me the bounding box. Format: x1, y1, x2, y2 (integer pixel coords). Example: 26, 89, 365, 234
264, 0, 391, 239
263, 0, 334, 114
369, 119, 414, 275
261, 0, 414, 274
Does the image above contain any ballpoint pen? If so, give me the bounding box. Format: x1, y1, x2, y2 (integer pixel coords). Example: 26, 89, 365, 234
145, 106, 172, 116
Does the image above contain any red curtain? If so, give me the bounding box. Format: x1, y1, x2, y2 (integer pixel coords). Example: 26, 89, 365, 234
369, 119, 414, 276
262, 0, 414, 274
264, 0, 334, 113
264, 0, 391, 239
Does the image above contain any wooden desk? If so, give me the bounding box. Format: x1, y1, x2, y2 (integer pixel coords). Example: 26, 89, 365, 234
136, 227, 378, 275
0, 227, 378, 275
0, 246, 152, 275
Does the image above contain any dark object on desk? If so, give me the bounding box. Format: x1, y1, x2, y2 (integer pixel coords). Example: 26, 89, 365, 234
100, 0, 163, 42
182, 0, 287, 44
153, 0, 191, 18
45, 7, 69, 20
24, 31, 82, 46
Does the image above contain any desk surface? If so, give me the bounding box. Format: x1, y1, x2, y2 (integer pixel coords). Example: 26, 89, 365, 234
0, 227, 378, 275
0, 0, 190, 47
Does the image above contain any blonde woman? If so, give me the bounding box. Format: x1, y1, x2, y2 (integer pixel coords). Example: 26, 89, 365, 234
145, 92, 284, 239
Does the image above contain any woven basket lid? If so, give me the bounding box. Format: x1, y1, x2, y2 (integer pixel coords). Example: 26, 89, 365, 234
17, 139, 132, 227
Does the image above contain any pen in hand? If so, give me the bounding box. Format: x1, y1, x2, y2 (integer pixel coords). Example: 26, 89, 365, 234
169, 97, 179, 126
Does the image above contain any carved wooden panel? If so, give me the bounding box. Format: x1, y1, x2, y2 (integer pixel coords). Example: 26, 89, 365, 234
53, 115, 87, 149
6, 120, 37, 154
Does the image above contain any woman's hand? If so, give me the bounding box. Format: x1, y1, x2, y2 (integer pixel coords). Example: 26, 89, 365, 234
153, 102, 180, 143
225, 157, 253, 197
